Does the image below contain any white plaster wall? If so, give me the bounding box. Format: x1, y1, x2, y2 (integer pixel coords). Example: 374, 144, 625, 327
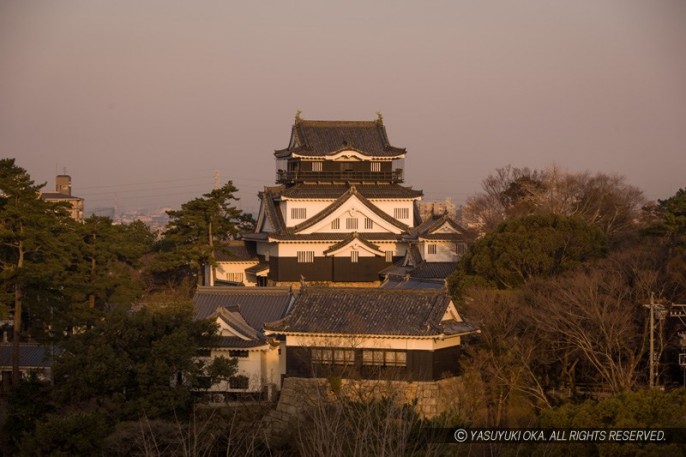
369, 200, 418, 227
284, 334, 462, 351
214, 261, 259, 286
422, 241, 459, 262
281, 200, 334, 227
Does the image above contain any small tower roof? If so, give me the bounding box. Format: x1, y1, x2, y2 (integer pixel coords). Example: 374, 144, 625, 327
275, 118, 406, 158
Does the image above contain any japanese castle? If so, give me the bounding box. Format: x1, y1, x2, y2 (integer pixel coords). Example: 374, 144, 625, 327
210, 114, 472, 286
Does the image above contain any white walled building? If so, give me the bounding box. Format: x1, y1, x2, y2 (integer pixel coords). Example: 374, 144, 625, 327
193, 287, 293, 398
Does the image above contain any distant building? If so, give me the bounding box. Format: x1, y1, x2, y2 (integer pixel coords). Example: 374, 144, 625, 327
41, 175, 85, 222
87, 207, 116, 219
0, 343, 58, 393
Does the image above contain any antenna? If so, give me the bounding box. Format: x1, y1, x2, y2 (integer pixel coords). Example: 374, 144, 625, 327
214, 170, 220, 190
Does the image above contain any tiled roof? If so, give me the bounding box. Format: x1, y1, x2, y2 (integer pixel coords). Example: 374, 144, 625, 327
381, 276, 446, 289
292, 186, 409, 234
193, 287, 293, 331
262, 188, 286, 233
40, 192, 83, 200
279, 184, 423, 200
245, 263, 269, 274
265, 288, 476, 337
419, 233, 466, 241
410, 262, 458, 279
215, 241, 257, 261
0, 343, 58, 368
216, 306, 259, 340
275, 120, 406, 158
407, 213, 473, 240
214, 336, 269, 348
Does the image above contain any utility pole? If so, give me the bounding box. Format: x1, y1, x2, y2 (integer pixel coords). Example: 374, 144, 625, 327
643, 294, 686, 389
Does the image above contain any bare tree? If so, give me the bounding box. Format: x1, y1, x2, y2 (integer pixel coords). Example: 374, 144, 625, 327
460, 288, 553, 426
461, 165, 644, 238
526, 262, 650, 394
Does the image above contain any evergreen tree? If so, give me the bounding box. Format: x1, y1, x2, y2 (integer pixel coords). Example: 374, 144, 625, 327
0, 159, 75, 384
154, 182, 252, 285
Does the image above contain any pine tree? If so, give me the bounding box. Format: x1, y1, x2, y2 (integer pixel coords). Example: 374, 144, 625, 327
0, 159, 74, 384
154, 182, 251, 285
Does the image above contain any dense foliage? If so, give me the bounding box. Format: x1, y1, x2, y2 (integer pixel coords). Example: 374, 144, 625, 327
153, 182, 255, 285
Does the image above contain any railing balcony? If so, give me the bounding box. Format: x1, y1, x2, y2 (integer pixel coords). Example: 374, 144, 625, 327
276, 169, 404, 184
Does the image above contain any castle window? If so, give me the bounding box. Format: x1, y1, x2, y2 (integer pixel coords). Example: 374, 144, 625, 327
291, 208, 307, 219
428, 244, 437, 255
229, 350, 249, 358
385, 251, 393, 263
331, 218, 340, 229
297, 251, 314, 263
346, 218, 358, 230
394, 208, 409, 219
311, 162, 322, 172
362, 350, 407, 367
351, 250, 359, 263
364, 217, 373, 229
371, 162, 381, 172
312, 348, 354, 365
225, 273, 244, 283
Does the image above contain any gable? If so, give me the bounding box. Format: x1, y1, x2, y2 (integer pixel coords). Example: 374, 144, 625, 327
216, 316, 254, 340
324, 235, 385, 257
294, 191, 408, 235
430, 222, 460, 235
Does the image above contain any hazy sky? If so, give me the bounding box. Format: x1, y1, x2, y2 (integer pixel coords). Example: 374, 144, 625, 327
1, 0, 685, 215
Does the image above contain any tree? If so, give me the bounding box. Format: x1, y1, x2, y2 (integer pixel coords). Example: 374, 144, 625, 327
525, 263, 649, 394
51, 301, 236, 421
451, 213, 608, 294
461, 165, 644, 238
0, 159, 75, 384
69, 216, 154, 310
154, 182, 252, 286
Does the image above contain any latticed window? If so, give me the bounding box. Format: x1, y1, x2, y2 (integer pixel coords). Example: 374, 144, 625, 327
428, 244, 437, 255
297, 251, 314, 263
394, 208, 409, 219
371, 162, 381, 172
312, 348, 354, 365
362, 349, 407, 367
364, 217, 373, 229
346, 218, 358, 230
385, 250, 393, 263
351, 250, 359, 263
226, 272, 243, 283
311, 162, 323, 172
291, 208, 307, 219
331, 218, 340, 229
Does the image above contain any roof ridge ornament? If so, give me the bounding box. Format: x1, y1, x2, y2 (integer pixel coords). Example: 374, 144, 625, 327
295, 110, 303, 124
376, 111, 383, 124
